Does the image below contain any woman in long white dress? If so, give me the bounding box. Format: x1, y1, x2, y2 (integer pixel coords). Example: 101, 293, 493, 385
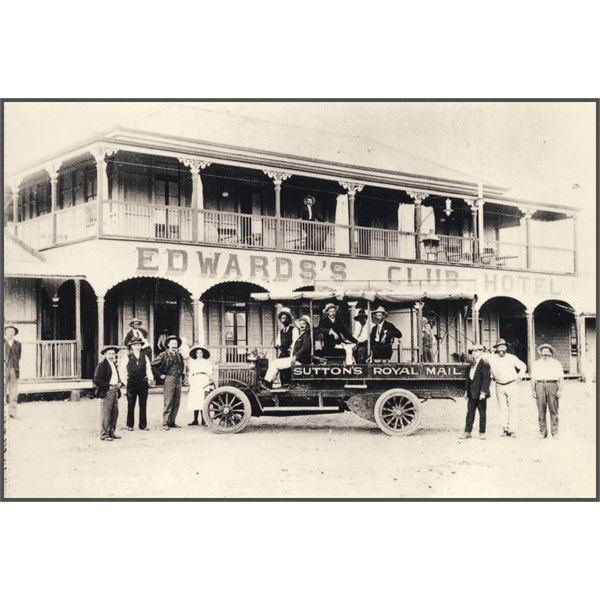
187, 345, 214, 427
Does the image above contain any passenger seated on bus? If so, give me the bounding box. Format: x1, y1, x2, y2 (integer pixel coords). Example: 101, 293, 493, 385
274, 307, 299, 386
318, 303, 357, 361
262, 316, 312, 389
348, 310, 369, 364
370, 306, 402, 362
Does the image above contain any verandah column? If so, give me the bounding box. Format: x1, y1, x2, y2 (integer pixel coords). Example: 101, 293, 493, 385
407, 191, 428, 260
415, 301, 424, 362
97, 295, 105, 358
75, 279, 82, 378
194, 299, 206, 345
526, 310, 535, 373
48, 165, 60, 245
339, 181, 363, 255
576, 313, 586, 378
9, 178, 22, 231
264, 171, 291, 249
522, 208, 533, 269
180, 158, 211, 242
92, 147, 117, 238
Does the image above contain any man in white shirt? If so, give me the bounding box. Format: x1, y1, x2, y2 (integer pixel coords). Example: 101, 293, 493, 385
487, 338, 527, 437
530, 343, 564, 439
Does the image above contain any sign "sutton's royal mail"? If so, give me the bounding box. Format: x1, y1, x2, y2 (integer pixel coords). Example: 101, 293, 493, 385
291, 364, 467, 379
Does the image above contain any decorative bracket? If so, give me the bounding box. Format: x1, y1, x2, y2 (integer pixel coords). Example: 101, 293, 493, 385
339, 181, 364, 197
407, 191, 429, 204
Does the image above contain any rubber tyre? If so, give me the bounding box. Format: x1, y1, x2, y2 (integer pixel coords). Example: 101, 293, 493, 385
374, 389, 422, 436
203, 386, 252, 434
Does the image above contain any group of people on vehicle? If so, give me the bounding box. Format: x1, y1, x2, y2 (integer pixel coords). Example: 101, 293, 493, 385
261, 303, 402, 389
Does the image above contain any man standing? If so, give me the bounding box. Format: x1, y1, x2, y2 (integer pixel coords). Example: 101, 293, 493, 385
152, 335, 185, 430
370, 306, 402, 362
93, 345, 123, 442
487, 338, 527, 437
318, 303, 357, 360
422, 320, 435, 362
119, 337, 154, 431
459, 344, 491, 440
123, 318, 152, 359
530, 343, 564, 439
274, 307, 298, 385
300, 194, 323, 251
350, 310, 369, 364
4, 325, 21, 419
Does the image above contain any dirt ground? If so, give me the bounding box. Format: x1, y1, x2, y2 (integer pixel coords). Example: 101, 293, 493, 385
3, 379, 596, 499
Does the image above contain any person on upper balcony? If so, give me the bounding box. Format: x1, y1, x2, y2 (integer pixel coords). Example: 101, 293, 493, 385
318, 303, 358, 361
300, 194, 324, 251
370, 306, 402, 362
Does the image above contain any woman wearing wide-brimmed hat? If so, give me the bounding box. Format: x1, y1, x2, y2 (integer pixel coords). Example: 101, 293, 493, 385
187, 345, 214, 427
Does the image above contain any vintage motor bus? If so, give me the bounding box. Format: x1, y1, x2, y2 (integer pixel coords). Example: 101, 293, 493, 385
203, 291, 473, 436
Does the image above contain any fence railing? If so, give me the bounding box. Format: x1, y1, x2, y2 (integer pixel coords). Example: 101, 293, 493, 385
477, 240, 527, 270
434, 234, 476, 264
14, 213, 54, 249
21, 340, 79, 379
354, 226, 416, 259
205, 345, 277, 364
103, 201, 194, 241
10, 200, 575, 275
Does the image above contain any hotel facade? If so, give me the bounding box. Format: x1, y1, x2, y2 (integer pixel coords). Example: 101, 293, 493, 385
3, 106, 595, 392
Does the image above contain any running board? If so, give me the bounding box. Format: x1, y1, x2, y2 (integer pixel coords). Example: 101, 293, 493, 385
262, 406, 338, 412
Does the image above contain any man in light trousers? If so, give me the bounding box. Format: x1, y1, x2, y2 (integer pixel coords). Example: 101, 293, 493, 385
487, 338, 527, 437
530, 343, 564, 439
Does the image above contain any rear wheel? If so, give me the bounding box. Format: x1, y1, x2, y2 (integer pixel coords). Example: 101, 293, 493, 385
374, 389, 422, 436
203, 386, 252, 434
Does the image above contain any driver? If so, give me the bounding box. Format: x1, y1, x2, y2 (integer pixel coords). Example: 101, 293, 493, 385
262, 316, 312, 389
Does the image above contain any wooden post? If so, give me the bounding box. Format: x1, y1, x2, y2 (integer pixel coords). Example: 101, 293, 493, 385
576, 314, 585, 378
415, 301, 424, 362
264, 171, 291, 250
471, 304, 480, 344
526, 310, 535, 374
148, 293, 155, 354
571, 213, 578, 274
194, 299, 205, 345
75, 279, 82, 378
407, 192, 428, 261
97, 295, 105, 357
523, 209, 532, 269
340, 182, 363, 256
49, 167, 59, 245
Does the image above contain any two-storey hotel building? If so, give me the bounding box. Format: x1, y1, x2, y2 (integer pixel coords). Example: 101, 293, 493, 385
4, 105, 595, 392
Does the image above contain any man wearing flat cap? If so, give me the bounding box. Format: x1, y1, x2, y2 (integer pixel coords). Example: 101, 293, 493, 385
487, 338, 527, 438
459, 344, 491, 440
93, 346, 123, 441
275, 307, 299, 385
152, 335, 185, 430
530, 344, 564, 439
4, 325, 22, 419
370, 306, 402, 362
318, 303, 357, 360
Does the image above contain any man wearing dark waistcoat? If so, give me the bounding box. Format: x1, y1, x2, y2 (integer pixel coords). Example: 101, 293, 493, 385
93, 345, 123, 441
119, 337, 154, 431
274, 307, 298, 385
4, 325, 22, 419
152, 335, 184, 430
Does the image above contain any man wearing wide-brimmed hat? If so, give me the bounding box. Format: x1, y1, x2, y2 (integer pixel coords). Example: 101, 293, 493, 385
262, 316, 312, 389
459, 344, 491, 440
151, 335, 184, 429
487, 338, 527, 438
119, 337, 154, 431
93, 345, 123, 441
318, 303, 357, 360
369, 306, 402, 361
530, 343, 564, 439
123, 318, 152, 359
4, 325, 22, 418
274, 307, 299, 385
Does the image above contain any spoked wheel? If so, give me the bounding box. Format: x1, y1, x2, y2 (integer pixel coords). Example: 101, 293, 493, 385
203, 386, 252, 434
374, 389, 422, 436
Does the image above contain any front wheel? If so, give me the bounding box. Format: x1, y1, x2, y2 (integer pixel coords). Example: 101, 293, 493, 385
203, 386, 252, 434
374, 389, 422, 436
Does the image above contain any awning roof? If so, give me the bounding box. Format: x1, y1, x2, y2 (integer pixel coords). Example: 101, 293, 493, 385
251, 291, 475, 305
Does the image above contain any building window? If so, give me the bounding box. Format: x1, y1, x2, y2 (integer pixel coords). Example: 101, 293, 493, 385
224, 304, 247, 347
